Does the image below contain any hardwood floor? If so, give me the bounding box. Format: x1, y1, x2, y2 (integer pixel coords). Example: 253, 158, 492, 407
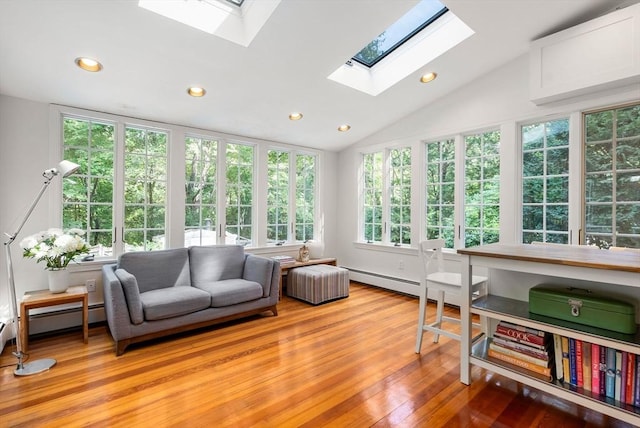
0, 282, 634, 427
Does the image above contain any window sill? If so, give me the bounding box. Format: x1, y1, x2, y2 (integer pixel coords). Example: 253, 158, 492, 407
352, 241, 417, 255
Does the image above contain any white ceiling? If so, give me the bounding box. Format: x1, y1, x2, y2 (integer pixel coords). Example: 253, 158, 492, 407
0, 0, 635, 152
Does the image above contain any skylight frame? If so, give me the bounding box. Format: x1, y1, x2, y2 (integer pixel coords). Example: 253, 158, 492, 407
351, 3, 449, 68
225, 0, 244, 6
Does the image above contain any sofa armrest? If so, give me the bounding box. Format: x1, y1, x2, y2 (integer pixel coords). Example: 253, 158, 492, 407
102, 264, 134, 341
243, 255, 278, 298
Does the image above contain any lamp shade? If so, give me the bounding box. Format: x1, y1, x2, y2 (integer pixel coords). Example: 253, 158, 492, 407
57, 160, 80, 177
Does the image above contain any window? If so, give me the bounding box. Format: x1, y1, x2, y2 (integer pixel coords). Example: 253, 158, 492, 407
295, 154, 316, 242
58, 107, 321, 257
425, 138, 455, 248
389, 147, 412, 244
351, 0, 448, 67
363, 152, 383, 243
267, 150, 289, 243
521, 119, 570, 244
361, 147, 411, 245
464, 130, 500, 247
62, 117, 115, 256
584, 103, 640, 248
225, 142, 254, 246
62, 116, 169, 255
185, 136, 218, 246
123, 127, 168, 251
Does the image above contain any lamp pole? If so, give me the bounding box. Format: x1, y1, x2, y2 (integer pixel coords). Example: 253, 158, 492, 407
3, 160, 79, 376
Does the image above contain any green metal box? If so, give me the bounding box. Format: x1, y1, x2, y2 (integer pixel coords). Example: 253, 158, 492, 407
529, 285, 637, 334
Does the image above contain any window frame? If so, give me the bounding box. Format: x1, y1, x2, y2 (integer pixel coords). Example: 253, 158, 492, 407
360, 146, 412, 246
52, 105, 322, 261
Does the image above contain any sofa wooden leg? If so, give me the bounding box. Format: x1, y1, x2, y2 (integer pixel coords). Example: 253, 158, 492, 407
116, 340, 130, 356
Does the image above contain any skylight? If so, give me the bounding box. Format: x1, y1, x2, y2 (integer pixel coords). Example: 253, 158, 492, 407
328, 0, 474, 96
352, 0, 448, 68
138, 0, 280, 47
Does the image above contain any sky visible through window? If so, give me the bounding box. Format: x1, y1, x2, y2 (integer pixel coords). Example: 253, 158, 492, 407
352, 0, 447, 67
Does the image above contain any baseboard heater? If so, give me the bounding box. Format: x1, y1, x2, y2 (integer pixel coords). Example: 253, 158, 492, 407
25, 303, 106, 338
346, 267, 420, 297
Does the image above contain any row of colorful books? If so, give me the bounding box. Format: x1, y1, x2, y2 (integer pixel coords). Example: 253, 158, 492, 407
554, 335, 640, 406
486, 320, 640, 406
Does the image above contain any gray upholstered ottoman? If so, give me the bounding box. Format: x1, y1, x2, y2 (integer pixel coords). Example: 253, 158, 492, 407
287, 265, 349, 305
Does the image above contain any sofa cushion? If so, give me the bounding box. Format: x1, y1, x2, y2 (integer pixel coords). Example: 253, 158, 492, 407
196, 279, 263, 307
189, 245, 246, 286
140, 287, 211, 321
114, 268, 144, 325
118, 248, 191, 293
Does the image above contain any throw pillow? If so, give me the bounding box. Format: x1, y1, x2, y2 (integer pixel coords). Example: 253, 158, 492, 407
115, 268, 144, 325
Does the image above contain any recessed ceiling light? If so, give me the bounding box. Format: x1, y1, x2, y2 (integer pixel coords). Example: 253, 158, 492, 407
420, 72, 437, 83
187, 87, 206, 97
338, 124, 351, 132
289, 112, 303, 121
75, 57, 103, 72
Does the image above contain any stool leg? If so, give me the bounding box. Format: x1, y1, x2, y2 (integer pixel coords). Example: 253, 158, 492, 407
415, 282, 428, 353
433, 289, 444, 343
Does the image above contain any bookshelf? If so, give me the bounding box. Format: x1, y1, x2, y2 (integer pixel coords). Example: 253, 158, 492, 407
457, 243, 640, 425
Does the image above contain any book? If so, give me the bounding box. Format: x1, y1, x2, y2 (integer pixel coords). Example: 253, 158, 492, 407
561, 336, 570, 385
568, 338, 577, 385
635, 355, 640, 407
606, 347, 616, 398
489, 341, 550, 367
553, 334, 564, 381
493, 331, 549, 351
621, 351, 628, 404
591, 344, 600, 395
600, 346, 607, 396
495, 321, 547, 347
615, 350, 622, 401
271, 255, 296, 264
625, 353, 635, 405
487, 348, 552, 378
582, 341, 591, 391
576, 340, 583, 387
492, 335, 550, 360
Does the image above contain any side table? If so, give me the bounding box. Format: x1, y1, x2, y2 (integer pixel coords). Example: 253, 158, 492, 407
20, 285, 89, 352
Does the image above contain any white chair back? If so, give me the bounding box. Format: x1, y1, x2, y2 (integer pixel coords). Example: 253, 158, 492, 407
419, 239, 445, 277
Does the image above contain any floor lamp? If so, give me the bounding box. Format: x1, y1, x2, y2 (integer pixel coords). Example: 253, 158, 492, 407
3, 160, 80, 376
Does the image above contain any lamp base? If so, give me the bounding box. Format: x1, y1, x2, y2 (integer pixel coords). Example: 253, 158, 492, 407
14, 358, 56, 376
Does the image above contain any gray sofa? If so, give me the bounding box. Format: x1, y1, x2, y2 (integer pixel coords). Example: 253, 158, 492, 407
102, 245, 279, 355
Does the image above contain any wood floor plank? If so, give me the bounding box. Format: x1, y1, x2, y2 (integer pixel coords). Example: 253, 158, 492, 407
0, 282, 635, 427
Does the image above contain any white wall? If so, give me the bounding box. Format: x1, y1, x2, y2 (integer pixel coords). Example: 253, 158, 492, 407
336, 53, 640, 301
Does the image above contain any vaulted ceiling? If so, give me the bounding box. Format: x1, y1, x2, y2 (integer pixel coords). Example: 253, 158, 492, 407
0, 0, 634, 151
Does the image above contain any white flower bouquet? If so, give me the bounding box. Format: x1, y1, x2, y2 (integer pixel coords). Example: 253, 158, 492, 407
20, 228, 90, 270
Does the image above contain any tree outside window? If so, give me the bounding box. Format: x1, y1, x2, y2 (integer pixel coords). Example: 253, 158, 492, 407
185, 136, 217, 246
267, 150, 289, 243
363, 152, 383, 243
464, 130, 500, 247
584, 103, 640, 248
62, 117, 115, 256
389, 147, 412, 245
425, 139, 455, 248
123, 127, 168, 251
522, 119, 570, 244
296, 154, 316, 242
225, 142, 254, 246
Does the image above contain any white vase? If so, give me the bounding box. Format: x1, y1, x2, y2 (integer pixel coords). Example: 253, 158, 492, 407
306, 240, 325, 259
47, 269, 69, 293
